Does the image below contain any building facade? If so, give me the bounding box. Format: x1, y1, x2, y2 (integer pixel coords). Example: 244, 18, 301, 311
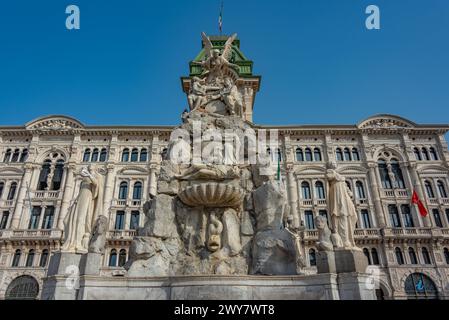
1, 36, 449, 300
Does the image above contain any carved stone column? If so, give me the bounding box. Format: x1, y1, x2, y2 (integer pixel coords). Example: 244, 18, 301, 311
367, 163, 386, 228
11, 164, 35, 229
102, 165, 115, 217
57, 164, 75, 230
149, 166, 158, 197
286, 167, 299, 229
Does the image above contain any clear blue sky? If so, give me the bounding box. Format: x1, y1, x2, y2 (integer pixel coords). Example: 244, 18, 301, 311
0, 0, 448, 127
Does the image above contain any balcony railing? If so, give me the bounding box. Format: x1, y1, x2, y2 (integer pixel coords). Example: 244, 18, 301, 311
0, 200, 15, 208
383, 189, 409, 198
112, 200, 142, 207
0, 229, 63, 240
31, 191, 61, 200
107, 230, 137, 240
354, 229, 381, 238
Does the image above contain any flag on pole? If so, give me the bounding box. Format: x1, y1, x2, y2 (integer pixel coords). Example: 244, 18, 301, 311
276, 153, 281, 182
412, 189, 428, 217
218, 1, 223, 34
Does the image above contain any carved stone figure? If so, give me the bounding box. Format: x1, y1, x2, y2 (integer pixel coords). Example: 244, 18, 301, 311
192, 33, 239, 84
88, 215, 108, 254
326, 163, 359, 250
188, 77, 209, 110
315, 215, 334, 252
207, 211, 223, 252
221, 77, 243, 116
62, 166, 105, 254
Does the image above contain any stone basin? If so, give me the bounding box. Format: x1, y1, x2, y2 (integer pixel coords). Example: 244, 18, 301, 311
178, 182, 242, 208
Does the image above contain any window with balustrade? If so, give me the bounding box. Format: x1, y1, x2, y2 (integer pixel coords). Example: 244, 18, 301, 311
37, 153, 66, 191
401, 205, 414, 228
25, 250, 35, 267
0, 211, 9, 229
378, 160, 392, 189
309, 248, 316, 266
424, 181, 435, 198
388, 205, 402, 228
395, 247, 405, 265
301, 182, 311, 200
437, 180, 447, 198
444, 248, 449, 265
118, 182, 128, 200
130, 211, 140, 230
432, 209, 443, 228
422, 247, 432, 265
132, 182, 143, 200
356, 181, 366, 199
42, 206, 55, 229
12, 249, 21, 267
315, 181, 325, 200
28, 207, 42, 230
304, 211, 315, 229
115, 211, 125, 230
109, 249, 117, 267
390, 159, 405, 189
409, 247, 418, 264
361, 210, 372, 229
39, 249, 49, 267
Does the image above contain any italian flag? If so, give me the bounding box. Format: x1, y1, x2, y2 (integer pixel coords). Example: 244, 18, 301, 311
412, 189, 428, 217
219, 2, 223, 34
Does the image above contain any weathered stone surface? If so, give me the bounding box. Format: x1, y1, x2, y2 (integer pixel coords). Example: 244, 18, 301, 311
253, 181, 288, 231
140, 194, 178, 239
334, 249, 368, 274
221, 209, 242, 256
316, 251, 337, 274
240, 211, 254, 236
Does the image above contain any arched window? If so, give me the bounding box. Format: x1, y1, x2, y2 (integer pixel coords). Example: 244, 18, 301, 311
352, 148, 360, 161
309, 249, 316, 266
409, 248, 418, 264
133, 182, 142, 200
39, 249, 49, 267
131, 148, 139, 162
296, 148, 304, 162
429, 147, 438, 161
414, 148, 422, 161
437, 180, 447, 198
37, 160, 51, 190
108, 249, 117, 267
91, 148, 99, 162
25, 250, 35, 267
356, 181, 366, 199
424, 181, 435, 198
83, 149, 91, 162
363, 248, 372, 265
5, 276, 39, 300
313, 148, 322, 161
422, 148, 430, 161
422, 247, 432, 265
51, 160, 64, 191
371, 248, 380, 265
395, 247, 404, 265
343, 148, 352, 161
7, 182, 17, 200
304, 148, 312, 162
315, 181, 325, 199
11, 149, 20, 162
335, 148, 343, 161
99, 148, 108, 162
12, 249, 21, 267
378, 159, 392, 189
19, 149, 29, 162
301, 182, 311, 200
140, 148, 148, 162
118, 249, 127, 267
3, 149, 11, 162
404, 273, 438, 299
0, 182, 4, 199
390, 159, 405, 189
121, 149, 130, 162
118, 182, 128, 200
444, 248, 449, 265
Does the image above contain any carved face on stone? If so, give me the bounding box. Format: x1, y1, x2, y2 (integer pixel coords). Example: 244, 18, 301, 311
212, 49, 220, 58
315, 215, 328, 230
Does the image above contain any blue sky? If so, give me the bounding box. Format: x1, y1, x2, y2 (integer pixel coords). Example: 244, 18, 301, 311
0, 0, 448, 127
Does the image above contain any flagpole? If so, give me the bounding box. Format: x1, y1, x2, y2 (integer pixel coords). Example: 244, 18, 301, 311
219, 0, 224, 35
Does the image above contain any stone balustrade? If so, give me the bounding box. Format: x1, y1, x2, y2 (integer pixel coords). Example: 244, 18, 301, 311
1, 229, 63, 240
111, 200, 142, 207
107, 230, 137, 240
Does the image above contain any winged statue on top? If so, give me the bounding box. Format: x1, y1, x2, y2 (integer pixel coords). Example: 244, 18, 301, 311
192, 32, 240, 85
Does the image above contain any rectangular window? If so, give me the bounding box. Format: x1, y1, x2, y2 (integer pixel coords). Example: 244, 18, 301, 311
42, 206, 55, 229
115, 211, 125, 230
446, 209, 449, 227
361, 210, 372, 229
388, 205, 401, 228
28, 206, 42, 230
305, 211, 315, 230
433, 209, 443, 228
130, 211, 140, 230
401, 204, 414, 228
0, 211, 9, 229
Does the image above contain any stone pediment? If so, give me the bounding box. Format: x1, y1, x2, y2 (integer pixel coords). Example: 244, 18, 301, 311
118, 167, 149, 175
358, 115, 416, 130
26, 115, 84, 133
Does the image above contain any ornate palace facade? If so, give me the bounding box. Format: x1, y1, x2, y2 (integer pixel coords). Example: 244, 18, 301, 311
1, 36, 449, 300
